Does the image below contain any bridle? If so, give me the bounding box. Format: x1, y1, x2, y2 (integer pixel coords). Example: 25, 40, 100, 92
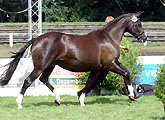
130, 16, 145, 40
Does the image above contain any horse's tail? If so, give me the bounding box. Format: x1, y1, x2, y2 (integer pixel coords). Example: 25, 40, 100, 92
0, 39, 34, 86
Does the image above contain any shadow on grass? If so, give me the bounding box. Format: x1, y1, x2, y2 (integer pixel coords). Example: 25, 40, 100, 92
25, 96, 130, 107
3, 96, 131, 108
4, 103, 17, 108
151, 116, 165, 120
30, 101, 79, 107
30, 102, 57, 107
85, 97, 130, 105
4, 102, 56, 108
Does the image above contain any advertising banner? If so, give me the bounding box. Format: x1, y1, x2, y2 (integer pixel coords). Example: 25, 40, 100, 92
135, 56, 165, 85
37, 66, 82, 86
0, 58, 84, 89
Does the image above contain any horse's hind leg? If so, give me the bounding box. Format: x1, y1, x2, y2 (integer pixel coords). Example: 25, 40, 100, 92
16, 68, 42, 109
39, 66, 61, 106
78, 70, 108, 106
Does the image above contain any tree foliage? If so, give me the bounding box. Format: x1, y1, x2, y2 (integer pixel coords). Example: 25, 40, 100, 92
0, 0, 165, 22
154, 64, 165, 112
43, 0, 69, 22
0, 0, 28, 22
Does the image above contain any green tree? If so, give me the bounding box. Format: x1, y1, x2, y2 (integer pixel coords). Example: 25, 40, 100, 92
43, 0, 69, 22
65, 0, 99, 22
0, 0, 165, 22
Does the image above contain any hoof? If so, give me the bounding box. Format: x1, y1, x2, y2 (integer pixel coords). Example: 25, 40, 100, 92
18, 104, 22, 109
16, 103, 22, 109
79, 99, 85, 106
55, 99, 61, 106
128, 96, 135, 101
80, 104, 85, 107
16, 101, 22, 109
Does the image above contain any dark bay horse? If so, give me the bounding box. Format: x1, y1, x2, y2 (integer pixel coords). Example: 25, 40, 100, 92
0, 11, 147, 108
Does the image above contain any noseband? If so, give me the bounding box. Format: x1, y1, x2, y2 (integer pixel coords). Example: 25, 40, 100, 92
134, 31, 144, 39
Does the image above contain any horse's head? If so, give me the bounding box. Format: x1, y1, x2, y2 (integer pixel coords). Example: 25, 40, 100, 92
126, 11, 147, 42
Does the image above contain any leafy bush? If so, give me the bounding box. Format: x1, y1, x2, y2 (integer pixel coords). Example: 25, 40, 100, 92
79, 37, 142, 91
154, 64, 165, 112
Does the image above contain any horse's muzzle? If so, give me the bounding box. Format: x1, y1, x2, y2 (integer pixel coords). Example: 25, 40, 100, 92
137, 31, 147, 43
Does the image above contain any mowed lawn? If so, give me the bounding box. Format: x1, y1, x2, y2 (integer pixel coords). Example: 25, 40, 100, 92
0, 95, 164, 120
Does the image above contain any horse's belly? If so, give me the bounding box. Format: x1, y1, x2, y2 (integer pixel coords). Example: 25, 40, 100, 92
57, 60, 102, 72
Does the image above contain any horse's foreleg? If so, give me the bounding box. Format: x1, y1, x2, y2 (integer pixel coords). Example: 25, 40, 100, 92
16, 69, 42, 109
16, 94, 23, 109
39, 66, 61, 106
78, 70, 108, 106
111, 61, 135, 101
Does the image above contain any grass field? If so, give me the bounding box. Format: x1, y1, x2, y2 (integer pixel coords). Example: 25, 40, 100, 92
0, 95, 164, 120
0, 43, 25, 57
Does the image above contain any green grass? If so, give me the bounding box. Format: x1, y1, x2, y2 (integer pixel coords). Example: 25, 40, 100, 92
0, 43, 25, 58
0, 95, 164, 120
0, 43, 25, 48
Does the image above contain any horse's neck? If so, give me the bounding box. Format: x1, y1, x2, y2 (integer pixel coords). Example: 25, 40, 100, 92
104, 18, 129, 44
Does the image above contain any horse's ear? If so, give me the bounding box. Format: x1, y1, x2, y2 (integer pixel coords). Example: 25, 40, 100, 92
135, 11, 144, 17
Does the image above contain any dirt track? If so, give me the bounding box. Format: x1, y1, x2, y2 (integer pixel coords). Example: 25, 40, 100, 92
141, 48, 165, 56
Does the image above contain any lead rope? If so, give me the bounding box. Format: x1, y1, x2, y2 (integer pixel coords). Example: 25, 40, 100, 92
0, 8, 28, 15
160, 0, 165, 6
115, 0, 125, 14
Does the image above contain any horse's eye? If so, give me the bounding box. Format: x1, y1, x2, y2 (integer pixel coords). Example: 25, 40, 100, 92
138, 23, 141, 26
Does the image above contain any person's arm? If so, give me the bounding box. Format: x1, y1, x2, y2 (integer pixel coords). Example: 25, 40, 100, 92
120, 45, 129, 53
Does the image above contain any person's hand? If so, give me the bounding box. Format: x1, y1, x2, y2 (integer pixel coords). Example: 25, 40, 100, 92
120, 45, 129, 53
123, 47, 129, 53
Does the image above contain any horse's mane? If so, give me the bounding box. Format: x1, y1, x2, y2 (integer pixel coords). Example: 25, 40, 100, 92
101, 13, 133, 30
